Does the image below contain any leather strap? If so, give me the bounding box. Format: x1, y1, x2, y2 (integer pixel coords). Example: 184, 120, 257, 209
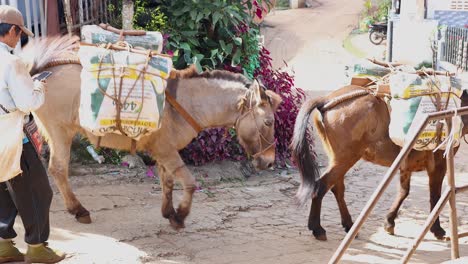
164, 90, 202, 134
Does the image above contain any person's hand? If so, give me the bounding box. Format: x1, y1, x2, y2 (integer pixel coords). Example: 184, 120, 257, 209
33, 80, 47, 93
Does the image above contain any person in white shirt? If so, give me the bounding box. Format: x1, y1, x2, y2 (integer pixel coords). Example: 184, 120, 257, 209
0, 5, 65, 263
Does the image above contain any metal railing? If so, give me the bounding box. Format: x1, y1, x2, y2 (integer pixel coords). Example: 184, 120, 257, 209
329, 106, 468, 264
443, 26, 468, 71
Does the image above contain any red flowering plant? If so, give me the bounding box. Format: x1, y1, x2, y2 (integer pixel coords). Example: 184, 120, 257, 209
127, 0, 305, 167
254, 47, 306, 167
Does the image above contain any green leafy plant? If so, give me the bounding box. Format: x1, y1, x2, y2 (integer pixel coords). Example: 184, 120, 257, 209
156, 0, 269, 71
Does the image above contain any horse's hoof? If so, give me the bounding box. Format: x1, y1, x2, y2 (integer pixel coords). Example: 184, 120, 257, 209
314, 233, 328, 241
76, 214, 92, 224
169, 216, 185, 230
435, 234, 450, 241
384, 225, 395, 235
432, 228, 446, 240
312, 228, 327, 241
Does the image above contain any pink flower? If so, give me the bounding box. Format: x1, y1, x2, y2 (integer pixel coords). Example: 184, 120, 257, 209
146, 166, 155, 178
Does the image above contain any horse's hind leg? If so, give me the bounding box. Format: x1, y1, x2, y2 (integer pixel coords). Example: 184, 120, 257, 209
331, 177, 353, 232
308, 157, 359, 241
384, 170, 411, 235
427, 152, 447, 240
48, 129, 91, 223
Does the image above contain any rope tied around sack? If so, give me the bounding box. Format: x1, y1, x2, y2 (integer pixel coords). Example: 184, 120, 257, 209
95, 43, 153, 139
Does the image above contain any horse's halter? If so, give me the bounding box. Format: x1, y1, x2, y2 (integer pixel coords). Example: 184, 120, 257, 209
234, 89, 276, 159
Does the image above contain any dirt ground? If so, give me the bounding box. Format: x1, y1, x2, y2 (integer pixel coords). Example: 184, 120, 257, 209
11, 134, 468, 264
9, 1, 468, 264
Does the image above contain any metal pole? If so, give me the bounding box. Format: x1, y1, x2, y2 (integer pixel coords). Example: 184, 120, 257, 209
328, 117, 429, 264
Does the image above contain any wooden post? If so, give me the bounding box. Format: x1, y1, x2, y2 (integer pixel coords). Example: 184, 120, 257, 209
122, 0, 134, 30
401, 188, 451, 263
62, 0, 74, 36
446, 118, 460, 259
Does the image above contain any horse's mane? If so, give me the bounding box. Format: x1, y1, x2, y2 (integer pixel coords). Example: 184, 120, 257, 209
172, 64, 252, 87
19, 35, 80, 75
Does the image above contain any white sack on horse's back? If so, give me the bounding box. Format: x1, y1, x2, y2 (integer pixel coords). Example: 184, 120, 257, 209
389, 72, 463, 151
348, 58, 392, 79
78, 45, 172, 139
81, 25, 164, 53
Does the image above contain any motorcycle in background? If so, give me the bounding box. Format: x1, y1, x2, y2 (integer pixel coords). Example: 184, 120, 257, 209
368, 22, 387, 45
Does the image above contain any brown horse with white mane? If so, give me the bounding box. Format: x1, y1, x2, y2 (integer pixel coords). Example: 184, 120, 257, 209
291, 84, 468, 241
19, 36, 282, 228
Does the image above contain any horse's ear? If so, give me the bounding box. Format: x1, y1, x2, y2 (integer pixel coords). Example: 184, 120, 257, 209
265, 90, 282, 111
250, 79, 262, 105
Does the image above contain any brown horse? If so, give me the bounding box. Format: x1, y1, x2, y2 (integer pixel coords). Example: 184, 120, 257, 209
20, 36, 282, 228
291, 85, 468, 241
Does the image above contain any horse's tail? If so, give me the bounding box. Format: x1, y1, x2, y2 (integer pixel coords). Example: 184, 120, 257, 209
19, 35, 80, 75
291, 97, 324, 206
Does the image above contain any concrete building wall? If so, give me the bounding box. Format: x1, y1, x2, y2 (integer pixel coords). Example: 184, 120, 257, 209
392, 19, 439, 65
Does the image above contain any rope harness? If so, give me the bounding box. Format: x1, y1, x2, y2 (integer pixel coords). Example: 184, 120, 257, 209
234, 90, 276, 159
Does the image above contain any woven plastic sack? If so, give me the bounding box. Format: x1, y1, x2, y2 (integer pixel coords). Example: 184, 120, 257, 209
81, 25, 164, 53
78, 45, 172, 139
389, 72, 463, 151
349, 59, 392, 79
0, 111, 24, 182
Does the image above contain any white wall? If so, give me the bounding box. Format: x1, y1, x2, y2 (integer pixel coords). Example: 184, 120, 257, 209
392, 19, 439, 65
427, 0, 451, 18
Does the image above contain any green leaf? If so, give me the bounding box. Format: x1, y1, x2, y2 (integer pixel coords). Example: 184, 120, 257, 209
233, 37, 243, 46
190, 10, 197, 20
231, 49, 241, 66
188, 38, 200, 47
180, 31, 198, 37
195, 12, 204, 23
212, 11, 222, 26
210, 49, 218, 58
179, 42, 191, 51
219, 40, 226, 52
225, 43, 233, 55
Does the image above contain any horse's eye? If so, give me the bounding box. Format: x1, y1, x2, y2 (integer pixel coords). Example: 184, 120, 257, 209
264, 119, 273, 127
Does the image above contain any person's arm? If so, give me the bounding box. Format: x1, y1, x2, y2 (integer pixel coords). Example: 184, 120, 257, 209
7, 57, 45, 113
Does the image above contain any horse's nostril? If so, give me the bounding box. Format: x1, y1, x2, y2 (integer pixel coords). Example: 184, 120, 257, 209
267, 162, 273, 168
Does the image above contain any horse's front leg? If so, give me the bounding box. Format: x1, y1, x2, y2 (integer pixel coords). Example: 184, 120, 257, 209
427, 152, 447, 240
48, 129, 91, 223
158, 164, 176, 220
384, 170, 411, 235
157, 152, 196, 230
